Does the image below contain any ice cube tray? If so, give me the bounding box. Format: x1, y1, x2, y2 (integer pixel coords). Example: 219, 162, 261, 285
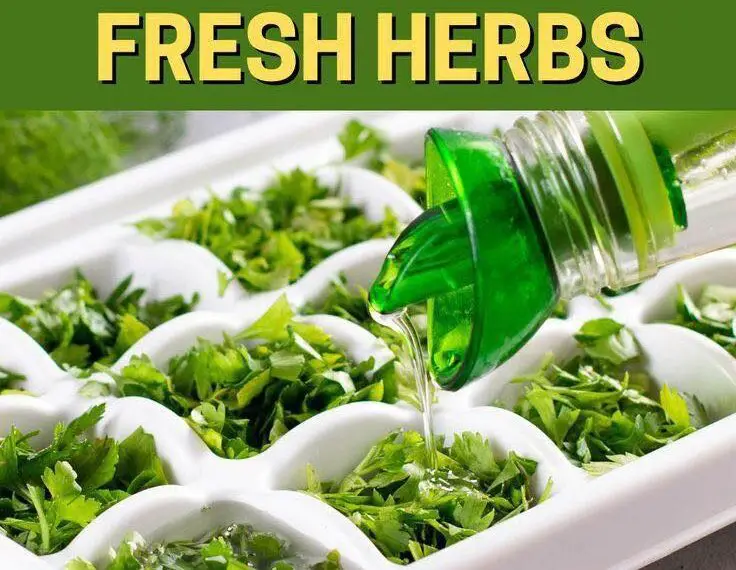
2, 111, 736, 570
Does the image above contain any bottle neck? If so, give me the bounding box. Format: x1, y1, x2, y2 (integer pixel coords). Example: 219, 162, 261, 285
503, 111, 677, 299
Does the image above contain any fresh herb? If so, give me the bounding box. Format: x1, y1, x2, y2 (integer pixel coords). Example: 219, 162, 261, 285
303, 275, 427, 359
135, 169, 399, 293
0, 272, 198, 374
0, 404, 169, 555
303, 276, 424, 406
305, 430, 548, 565
512, 318, 706, 468
551, 299, 568, 319
670, 284, 736, 356
0, 112, 125, 217
104, 296, 401, 459
66, 524, 341, 570
338, 119, 387, 161
338, 120, 426, 207
601, 285, 640, 297
0, 366, 25, 393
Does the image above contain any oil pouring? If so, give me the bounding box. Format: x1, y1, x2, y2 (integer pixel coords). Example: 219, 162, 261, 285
371, 307, 439, 468
369, 111, 736, 394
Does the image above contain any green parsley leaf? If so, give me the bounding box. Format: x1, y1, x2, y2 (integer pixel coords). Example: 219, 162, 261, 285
338, 119, 386, 161
306, 430, 545, 565
573, 318, 639, 365
107, 297, 401, 459
0, 272, 197, 375
513, 319, 706, 468
239, 295, 295, 342
0, 404, 168, 554
135, 169, 400, 293
116, 428, 168, 493
67, 524, 342, 569
660, 384, 691, 429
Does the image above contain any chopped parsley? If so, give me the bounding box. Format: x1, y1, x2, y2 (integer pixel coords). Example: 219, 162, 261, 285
0, 111, 183, 217
512, 318, 707, 469
0, 272, 198, 374
66, 524, 341, 570
305, 430, 549, 565
551, 299, 569, 319
135, 169, 400, 293
104, 297, 402, 459
302, 275, 424, 406
0, 366, 25, 393
0, 404, 169, 555
669, 284, 736, 356
303, 275, 426, 358
338, 120, 426, 207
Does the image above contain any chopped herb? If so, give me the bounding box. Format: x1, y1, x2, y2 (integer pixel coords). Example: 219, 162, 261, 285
582, 453, 639, 476
104, 296, 401, 459
0, 112, 125, 217
551, 299, 569, 319
601, 285, 640, 297
66, 524, 341, 570
337, 120, 426, 207
135, 169, 400, 292
305, 430, 547, 565
304, 276, 427, 357
670, 284, 736, 356
303, 276, 424, 406
370, 157, 426, 207
0, 366, 25, 392
338, 119, 387, 161
0, 272, 198, 374
512, 318, 706, 467
0, 404, 168, 555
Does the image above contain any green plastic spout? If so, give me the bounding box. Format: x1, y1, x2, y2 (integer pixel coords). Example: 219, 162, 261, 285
369, 128, 557, 390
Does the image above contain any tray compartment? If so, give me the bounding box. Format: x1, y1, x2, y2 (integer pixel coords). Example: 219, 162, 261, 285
267, 403, 582, 568
619, 249, 736, 326
453, 301, 736, 467
0, 391, 200, 566
42, 487, 364, 570
136, 164, 422, 306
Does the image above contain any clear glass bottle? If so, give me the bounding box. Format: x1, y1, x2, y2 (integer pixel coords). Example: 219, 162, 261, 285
369, 111, 736, 390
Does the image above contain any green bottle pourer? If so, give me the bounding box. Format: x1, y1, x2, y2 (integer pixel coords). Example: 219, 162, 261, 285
369, 111, 736, 391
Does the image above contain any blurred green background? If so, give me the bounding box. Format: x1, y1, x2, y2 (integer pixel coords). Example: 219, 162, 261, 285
0, 111, 270, 218
0, 112, 190, 217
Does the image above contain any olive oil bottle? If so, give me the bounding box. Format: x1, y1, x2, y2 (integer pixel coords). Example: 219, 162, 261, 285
370, 111, 736, 390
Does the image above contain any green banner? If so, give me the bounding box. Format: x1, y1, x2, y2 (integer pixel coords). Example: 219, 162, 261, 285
0, 0, 732, 109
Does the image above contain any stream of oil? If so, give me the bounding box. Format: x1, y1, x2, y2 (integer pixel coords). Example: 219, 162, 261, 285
369, 307, 439, 469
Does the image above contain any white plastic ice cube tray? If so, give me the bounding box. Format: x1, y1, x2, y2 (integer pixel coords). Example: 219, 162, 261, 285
2, 111, 736, 570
